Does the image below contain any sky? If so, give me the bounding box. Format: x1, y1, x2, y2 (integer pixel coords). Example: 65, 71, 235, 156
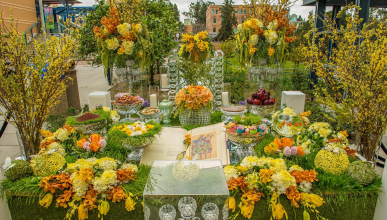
78, 0, 331, 21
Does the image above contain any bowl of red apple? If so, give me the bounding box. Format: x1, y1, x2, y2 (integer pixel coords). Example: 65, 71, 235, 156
245, 88, 276, 116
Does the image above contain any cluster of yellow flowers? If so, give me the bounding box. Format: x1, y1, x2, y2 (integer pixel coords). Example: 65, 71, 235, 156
225, 155, 324, 219
30, 152, 66, 177
112, 122, 155, 137
102, 107, 120, 123
179, 31, 212, 63
314, 149, 350, 175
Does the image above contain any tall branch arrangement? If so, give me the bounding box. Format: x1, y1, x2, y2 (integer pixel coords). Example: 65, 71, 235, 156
303, 5, 387, 160
0, 17, 77, 160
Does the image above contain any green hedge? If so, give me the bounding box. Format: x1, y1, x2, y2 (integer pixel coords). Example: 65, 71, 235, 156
6, 193, 378, 220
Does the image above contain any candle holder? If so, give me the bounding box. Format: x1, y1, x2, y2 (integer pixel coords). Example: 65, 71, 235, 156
159, 88, 173, 127
213, 51, 224, 111
168, 53, 179, 106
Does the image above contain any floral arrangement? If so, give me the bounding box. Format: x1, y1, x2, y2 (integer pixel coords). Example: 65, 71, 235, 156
179, 31, 214, 64
108, 121, 162, 148
93, 6, 152, 70
39, 125, 77, 157
264, 137, 306, 157
38, 157, 138, 219
175, 85, 214, 115
224, 156, 324, 219
235, 1, 296, 66
101, 107, 120, 123
77, 134, 107, 152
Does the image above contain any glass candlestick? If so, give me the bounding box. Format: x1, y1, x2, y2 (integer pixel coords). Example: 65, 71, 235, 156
159, 88, 173, 127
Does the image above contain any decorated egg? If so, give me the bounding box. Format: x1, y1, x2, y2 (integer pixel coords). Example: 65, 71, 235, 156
245, 128, 250, 133
250, 125, 258, 134
237, 125, 245, 133
226, 122, 236, 129
258, 124, 267, 132
229, 125, 238, 132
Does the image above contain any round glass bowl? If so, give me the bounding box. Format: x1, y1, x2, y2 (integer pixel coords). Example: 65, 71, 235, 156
220, 106, 247, 122
122, 138, 153, 165
246, 104, 276, 116
138, 110, 162, 123
112, 102, 142, 121
272, 109, 304, 137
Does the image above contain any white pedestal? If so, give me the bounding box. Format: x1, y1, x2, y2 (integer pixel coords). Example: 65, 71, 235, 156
374, 165, 387, 220
87, 91, 111, 111
0, 169, 12, 220
281, 91, 305, 114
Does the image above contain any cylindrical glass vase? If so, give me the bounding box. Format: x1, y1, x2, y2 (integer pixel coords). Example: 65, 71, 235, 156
179, 106, 211, 126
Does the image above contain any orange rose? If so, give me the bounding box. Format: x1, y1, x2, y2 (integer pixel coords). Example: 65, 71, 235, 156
90, 141, 100, 152
297, 146, 305, 157
77, 138, 88, 148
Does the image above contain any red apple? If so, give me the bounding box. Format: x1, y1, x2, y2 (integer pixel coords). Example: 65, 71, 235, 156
253, 99, 261, 105
265, 91, 270, 100
263, 100, 271, 105
246, 97, 253, 104
259, 88, 266, 93
252, 92, 259, 99
257, 92, 265, 101
270, 97, 275, 104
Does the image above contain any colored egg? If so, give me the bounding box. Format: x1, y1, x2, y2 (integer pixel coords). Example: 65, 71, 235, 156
245, 128, 250, 133
250, 129, 258, 134
237, 125, 245, 133
258, 124, 267, 132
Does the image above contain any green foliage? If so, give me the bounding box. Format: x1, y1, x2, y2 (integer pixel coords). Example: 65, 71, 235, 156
233, 114, 262, 126
142, 0, 181, 83
224, 67, 246, 104
4, 160, 33, 182
217, 0, 237, 41
347, 161, 376, 186
45, 107, 81, 132
179, 62, 214, 87
77, 0, 109, 64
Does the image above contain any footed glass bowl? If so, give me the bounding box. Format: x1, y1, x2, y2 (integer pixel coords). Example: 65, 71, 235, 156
272, 109, 304, 137
112, 102, 142, 121
247, 104, 276, 116
122, 138, 153, 165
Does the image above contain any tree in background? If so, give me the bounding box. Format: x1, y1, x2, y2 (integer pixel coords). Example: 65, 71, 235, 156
143, 0, 181, 84
172, 4, 180, 21
217, 0, 237, 41
182, 0, 214, 24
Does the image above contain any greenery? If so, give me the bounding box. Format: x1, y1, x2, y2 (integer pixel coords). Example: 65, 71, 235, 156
233, 114, 262, 126
143, 0, 181, 84
217, 0, 237, 41
45, 107, 82, 132
65, 109, 110, 125
224, 67, 246, 103
4, 160, 33, 182
219, 39, 236, 69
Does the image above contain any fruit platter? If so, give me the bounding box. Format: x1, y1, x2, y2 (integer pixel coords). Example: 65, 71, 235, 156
245, 88, 276, 116
112, 94, 144, 121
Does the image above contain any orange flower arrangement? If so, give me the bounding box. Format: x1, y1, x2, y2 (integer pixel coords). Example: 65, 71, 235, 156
285, 186, 301, 208
82, 186, 98, 210
39, 174, 72, 193
116, 169, 137, 182
57, 187, 74, 208
290, 170, 318, 183
242, 190, 265, 205
175, 85, 214, 113
106, 186, 127, 202
76, 134, 106, 152
273, 137, 294, 150
228, 176, 248, 192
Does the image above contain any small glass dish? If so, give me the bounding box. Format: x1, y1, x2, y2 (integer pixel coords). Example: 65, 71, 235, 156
220, 106, 247, 122
138, 109, 163, 123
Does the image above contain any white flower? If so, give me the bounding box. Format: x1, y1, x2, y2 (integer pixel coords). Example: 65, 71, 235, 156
271, 170, 296, 194
299, 180, 312, 192
131, 131, 143, 136
263, 30, 278, 45
289, 165, 304, 172
122, 41, 135, 55
53, 128, 69, 142
223, 166, 240, 181
237, 24, 243, 30
117, 23, 131, 35
267, 19, 278, 30
105, 38, 120, 50
249, 34, 259, 45
121, 164, 138, 173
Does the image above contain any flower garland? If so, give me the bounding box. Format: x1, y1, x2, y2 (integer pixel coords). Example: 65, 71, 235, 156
175, 85, 214, 116
224, 156, 325, 219
179, 31, 214, 64
38, 157, 139, 219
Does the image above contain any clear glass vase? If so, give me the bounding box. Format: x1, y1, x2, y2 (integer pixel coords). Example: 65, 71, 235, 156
272, 109, 304, 137
179, 106, 211, 126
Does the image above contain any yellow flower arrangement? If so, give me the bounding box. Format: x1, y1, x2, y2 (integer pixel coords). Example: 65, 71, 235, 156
314, 149, 350, 175
30, 152, 66, 177
175, 85, 214, 114
179, 31, 213, 63
112, 121, 154, 137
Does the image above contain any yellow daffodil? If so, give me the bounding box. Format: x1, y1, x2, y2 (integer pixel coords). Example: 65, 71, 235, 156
226, 197, 236, 212
98, 200, 110, 215
237, 165, 249, 173
78, 204, 88, 220
125, 196, 136, 212
39, 193, 53, 208
238, 202, 254, 219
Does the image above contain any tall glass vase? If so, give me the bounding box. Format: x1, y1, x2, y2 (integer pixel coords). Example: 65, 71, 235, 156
179, 106, 211, 127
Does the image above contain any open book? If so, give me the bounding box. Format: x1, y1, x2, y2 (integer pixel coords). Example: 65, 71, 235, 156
140, 123, 230, 166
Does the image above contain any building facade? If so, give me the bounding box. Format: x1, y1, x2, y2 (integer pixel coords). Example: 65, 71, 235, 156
0, 0, 37, 34
206, 5, 252, 37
